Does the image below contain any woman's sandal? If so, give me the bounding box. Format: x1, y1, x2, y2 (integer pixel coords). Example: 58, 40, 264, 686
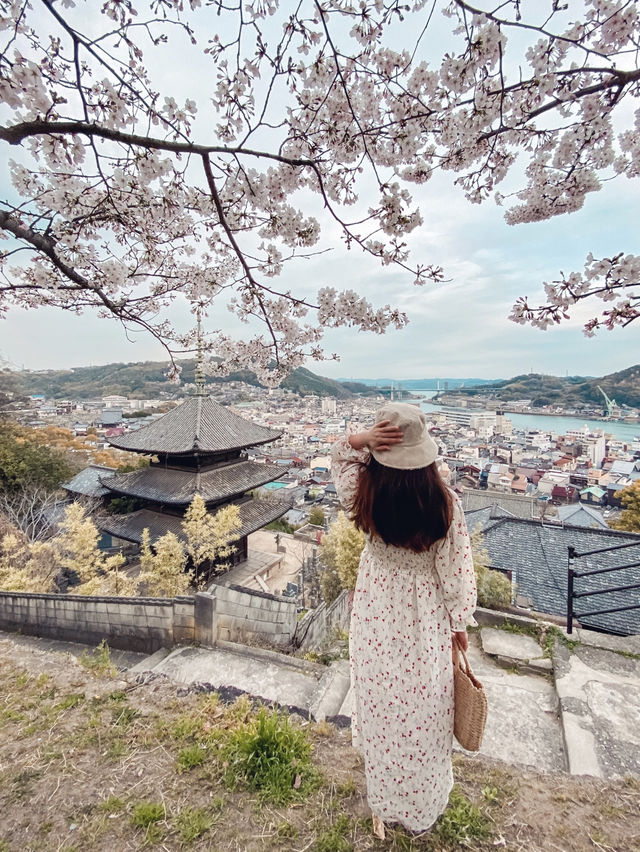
372, 813, 386, 840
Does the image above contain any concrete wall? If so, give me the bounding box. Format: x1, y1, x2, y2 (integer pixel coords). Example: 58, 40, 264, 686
214, 584, 298, 646
294, 589, 351, 651
0, 590, 195, 654
0, 583, 344, 654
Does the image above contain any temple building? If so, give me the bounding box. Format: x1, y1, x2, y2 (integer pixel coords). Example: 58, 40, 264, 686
95, 390, 290, 570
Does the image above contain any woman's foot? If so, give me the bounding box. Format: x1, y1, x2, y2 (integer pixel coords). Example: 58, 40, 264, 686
372, 813, 385, 840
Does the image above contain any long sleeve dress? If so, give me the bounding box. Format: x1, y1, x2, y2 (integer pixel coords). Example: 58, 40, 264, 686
331, 436, 477, 832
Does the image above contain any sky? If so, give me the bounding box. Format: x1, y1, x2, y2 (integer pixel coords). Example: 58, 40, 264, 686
1, 3, 638, 382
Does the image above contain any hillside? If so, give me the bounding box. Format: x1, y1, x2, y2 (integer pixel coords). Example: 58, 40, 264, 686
13, 361, 375, 400
1, 633, 638, 852
447, 365, 640, 409
339, 377, 498, 390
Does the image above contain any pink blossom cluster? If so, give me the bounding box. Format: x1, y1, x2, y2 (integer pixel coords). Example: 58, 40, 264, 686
0, 0, 639, 381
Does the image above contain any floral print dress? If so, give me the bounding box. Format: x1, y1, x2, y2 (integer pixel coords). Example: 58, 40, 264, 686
331, 437, 477, 832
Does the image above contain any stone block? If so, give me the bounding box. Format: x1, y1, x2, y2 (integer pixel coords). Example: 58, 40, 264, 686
195, 592, 217, 648
218, 627, 231, 642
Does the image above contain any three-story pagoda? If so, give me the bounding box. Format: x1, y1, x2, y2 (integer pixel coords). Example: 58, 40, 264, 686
100, 381, 289, 568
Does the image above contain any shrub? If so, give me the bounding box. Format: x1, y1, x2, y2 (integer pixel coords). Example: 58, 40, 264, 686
471, 526, 513, 609
222, 708, 320, 803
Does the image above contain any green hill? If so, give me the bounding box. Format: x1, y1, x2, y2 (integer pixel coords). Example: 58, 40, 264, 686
448, 365, 640, 409
14, 361, 375, 400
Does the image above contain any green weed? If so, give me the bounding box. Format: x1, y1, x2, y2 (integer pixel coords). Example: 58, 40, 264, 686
112, 705, 139, 727
79, 640, 117, 677
131, 800, 165, 844
314, 814, 353, 852
54, 693, 85, 711
222, 707, 321, 804
177, 744, 208, 772
174, 806, 215, 843
277, 820, 299, 839
432, 786, 492, 847
98, 795, 125, 814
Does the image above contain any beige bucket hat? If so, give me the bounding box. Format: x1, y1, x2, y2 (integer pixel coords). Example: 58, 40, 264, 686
371, 402, 438, 470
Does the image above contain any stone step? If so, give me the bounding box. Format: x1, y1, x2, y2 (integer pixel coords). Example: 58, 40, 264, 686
461, 639, 565, 772
309, 659, 351, 721
553, 641, 640, 779
337, 685, 353, 719
138, 643, 330, 717
479, 626, 552, 675
128, 646, 171, 674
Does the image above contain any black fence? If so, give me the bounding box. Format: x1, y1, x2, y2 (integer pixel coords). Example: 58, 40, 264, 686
566, 540, 640, 635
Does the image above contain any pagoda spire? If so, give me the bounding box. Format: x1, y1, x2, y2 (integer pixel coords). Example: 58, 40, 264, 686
194, 308, 207, 396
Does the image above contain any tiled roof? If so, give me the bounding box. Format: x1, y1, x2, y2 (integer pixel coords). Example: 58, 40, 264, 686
556, 504, 609, 528
100, 461, 283, 505
108, 396, 281, 455
62, 464, 117, 498
461, 488, 553, 519
479, 517, 640, 635
101, 497, 291, 546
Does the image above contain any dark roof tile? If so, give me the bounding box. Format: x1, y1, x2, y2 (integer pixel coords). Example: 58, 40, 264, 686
108, 396, 281, 455
100, 461, 284, 505
101, 497, 291, 546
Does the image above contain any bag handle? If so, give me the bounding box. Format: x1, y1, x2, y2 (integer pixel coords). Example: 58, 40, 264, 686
452, 634, 471, 674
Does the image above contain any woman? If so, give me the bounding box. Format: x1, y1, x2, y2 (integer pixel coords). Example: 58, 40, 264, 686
331, 402, 477, 837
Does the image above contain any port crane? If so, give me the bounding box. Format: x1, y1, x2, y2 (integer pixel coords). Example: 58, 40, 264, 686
597, 385, 617, 417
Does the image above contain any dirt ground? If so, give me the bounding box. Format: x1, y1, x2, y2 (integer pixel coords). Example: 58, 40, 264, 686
0, 632, 638, 852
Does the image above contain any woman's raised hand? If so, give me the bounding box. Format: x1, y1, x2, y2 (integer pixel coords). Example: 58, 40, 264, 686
348, 420, 404, 452
366, 420, 404, 452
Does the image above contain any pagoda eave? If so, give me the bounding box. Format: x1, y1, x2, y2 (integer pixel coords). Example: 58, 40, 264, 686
100, 461, 285, 507
101, 498, 292, 546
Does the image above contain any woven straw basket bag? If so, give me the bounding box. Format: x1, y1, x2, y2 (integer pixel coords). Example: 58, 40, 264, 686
453, 644, 488, 752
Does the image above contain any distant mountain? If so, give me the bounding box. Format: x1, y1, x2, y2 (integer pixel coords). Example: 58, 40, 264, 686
14, 361, 376, 400
337, 377, 500, 390
450, 365, 640, 409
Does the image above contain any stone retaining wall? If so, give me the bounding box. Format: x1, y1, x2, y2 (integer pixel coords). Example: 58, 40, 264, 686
294, 589, 351, 651
0, 590, 195, 654
214, 584, 298, 646
0, 582, 343, 654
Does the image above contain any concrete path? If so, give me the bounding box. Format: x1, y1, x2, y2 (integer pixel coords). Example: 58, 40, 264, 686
479, 625, 640, 780
131, 641, 352, 721
553, 640, 640, 779
466, 634, 564, 772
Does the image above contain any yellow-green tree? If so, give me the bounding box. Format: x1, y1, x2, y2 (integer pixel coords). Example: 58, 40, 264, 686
182, 495, 241, 587
308, 506, 325, 527
610, 481, 640, 533
470, 525, 513, 610
137, 529, 190, 596
319, 511, 365, 601
0, 532, 57, 593
55, 502, 134, 596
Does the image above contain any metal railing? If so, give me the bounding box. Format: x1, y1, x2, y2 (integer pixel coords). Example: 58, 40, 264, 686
566, 540, 640, 634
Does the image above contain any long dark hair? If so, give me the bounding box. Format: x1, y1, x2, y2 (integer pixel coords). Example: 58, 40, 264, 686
350, 456, 453, 552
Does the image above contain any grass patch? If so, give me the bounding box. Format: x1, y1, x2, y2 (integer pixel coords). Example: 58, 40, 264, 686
53, 693, 85, 712
222, 707, 321, 803
97, 795, 125, 814
174, 805, 216, 843
431, 786, 492, 848
314, 814, 353, 852
177, 744, 208, 772
79, 640, 117, 677
131, 800, 165, 844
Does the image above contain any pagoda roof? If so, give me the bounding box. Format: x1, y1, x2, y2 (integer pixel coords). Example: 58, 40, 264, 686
100, 461, 284, 506
101, 498, 291, 546
108, 396, 281, 455
63, 464, 118, 498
